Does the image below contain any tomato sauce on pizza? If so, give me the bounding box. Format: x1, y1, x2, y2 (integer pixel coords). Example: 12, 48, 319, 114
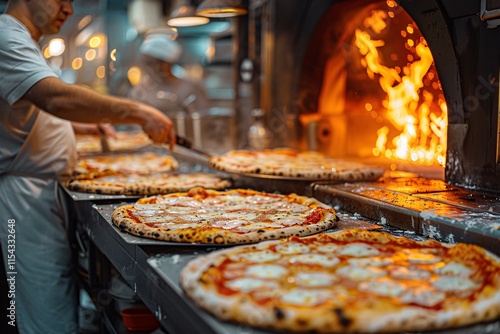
210, 148, 385, 181
180, 229, 500, 333
111, 187, 338, 244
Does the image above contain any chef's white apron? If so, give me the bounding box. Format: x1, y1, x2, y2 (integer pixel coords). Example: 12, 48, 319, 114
0, 111, 78, 334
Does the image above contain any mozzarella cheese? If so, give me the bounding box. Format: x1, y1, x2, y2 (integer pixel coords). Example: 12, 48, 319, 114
432, 276, 478, 292
400, 288, 446, 307
338, 243, 380, 257
316, 244, 340, 253
226, 278, 279, 292
389, 266, 431, 280
280, 289, 330, 306
245, 264, 288, 279
434, 262, 473, 277
337, 265, 386, 280
276, 243, 311, 254
289, 254, 340, 267
230, 250, 282, 263
133, 204, 166, 211
158, 223, 201, 230
235, 222, 284, 232
135, 192, 317, 230
348, 257, 393, 267
358, 279, 406, 298
294, 272, 338, 287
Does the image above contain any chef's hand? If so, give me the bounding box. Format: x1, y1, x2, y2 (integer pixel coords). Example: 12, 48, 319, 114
72, 122, 117, 138
139, 105, 176, 149
98, 123, 118, 139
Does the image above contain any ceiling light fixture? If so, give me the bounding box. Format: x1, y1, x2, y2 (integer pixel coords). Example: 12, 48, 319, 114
196, 0, 248, 18
167, 2, 210, 27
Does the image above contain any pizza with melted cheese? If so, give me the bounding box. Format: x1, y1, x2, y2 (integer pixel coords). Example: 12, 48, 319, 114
180, 228, 500, 333
210, 148, 384, 181
111, 187, 338, 244
65, 173, 231, 195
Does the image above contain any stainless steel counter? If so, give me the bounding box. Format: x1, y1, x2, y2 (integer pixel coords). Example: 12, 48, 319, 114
77, 200, 268, 334
72, 199, 500, 334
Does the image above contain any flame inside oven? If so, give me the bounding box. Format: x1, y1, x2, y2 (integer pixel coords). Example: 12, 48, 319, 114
301, 0, 447, 169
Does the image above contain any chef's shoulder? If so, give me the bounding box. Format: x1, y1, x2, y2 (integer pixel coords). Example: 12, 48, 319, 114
0, 15, 31, 42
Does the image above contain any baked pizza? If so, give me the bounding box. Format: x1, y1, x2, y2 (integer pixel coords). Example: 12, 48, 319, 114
210, 148, 384, 180
65, 172, 231, 195
75, 130, 151, 154
111, 187, 338, 244
180, 228, 500, 333
73, 152, 178, 177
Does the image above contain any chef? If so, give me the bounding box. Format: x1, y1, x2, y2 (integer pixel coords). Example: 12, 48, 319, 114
129, 34, 209, 116
0, 0, 175, 333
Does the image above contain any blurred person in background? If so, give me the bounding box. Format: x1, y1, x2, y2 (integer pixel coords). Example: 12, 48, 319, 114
129, 34, 209, 116
0, 0, 175, 332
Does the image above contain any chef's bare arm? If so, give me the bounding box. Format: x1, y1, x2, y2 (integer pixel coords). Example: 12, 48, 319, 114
24, 77, 175, 146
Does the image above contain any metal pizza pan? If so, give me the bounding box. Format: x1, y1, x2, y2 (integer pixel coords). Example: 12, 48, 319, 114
229, 172, 352, 196
60, 184, 144, 202
226, 164, 385, 196
230, 173, 315, 196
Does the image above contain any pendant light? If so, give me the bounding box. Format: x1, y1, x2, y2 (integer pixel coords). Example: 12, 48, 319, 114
196, 0, 248, 18
167, 1, 210, 27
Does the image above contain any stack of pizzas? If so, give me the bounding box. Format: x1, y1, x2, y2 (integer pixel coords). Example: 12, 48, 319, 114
87, 147, 498, 333
65, 151, 231, 195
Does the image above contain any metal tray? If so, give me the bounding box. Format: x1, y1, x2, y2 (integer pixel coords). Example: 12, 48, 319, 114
229, 168, 385, 196
231, 173, 324, 196
61, 186, 145, 202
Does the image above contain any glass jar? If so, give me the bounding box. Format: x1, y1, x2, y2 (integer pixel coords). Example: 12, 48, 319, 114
247, 108, 271, 150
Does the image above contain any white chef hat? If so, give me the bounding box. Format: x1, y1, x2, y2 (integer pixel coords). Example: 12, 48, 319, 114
140, 34, 182, 63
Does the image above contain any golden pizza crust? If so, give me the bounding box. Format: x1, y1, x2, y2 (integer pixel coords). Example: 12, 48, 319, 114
111, 187, 338, 244
180, 229, 500, 333
210, 148, 385, 181
65, 173, 231, 195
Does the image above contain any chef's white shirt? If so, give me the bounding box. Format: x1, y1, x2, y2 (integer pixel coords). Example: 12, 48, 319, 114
0, 14, 76, 176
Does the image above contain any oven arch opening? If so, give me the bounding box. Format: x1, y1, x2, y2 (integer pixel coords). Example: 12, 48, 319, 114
254, 0, 500, 191
295, 0, 460, 179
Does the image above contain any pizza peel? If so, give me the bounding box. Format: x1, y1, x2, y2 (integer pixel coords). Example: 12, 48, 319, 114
174, 135, 212, 159
98, 124, 111, 153
158, 135, 214, 167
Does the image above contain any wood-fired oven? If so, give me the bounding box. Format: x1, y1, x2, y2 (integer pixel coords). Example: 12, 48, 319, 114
239, 0, 500, 255
247, 0, 500, 193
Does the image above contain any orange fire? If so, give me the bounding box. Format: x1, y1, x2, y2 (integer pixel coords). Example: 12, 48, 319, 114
355, 2, 447, 166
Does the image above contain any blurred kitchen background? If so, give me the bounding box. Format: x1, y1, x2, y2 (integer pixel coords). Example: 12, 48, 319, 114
0, 0, 273, 154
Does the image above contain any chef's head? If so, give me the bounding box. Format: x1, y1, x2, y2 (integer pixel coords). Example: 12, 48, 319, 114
140, 35, 182, 64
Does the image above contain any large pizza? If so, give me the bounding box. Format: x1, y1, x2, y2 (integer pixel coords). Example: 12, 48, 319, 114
210, 148, 385, 180
180, 228, 500, 333
111, 187, 338, 244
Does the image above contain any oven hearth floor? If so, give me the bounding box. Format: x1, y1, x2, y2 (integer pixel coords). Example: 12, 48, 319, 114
312, 172, 500, 256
